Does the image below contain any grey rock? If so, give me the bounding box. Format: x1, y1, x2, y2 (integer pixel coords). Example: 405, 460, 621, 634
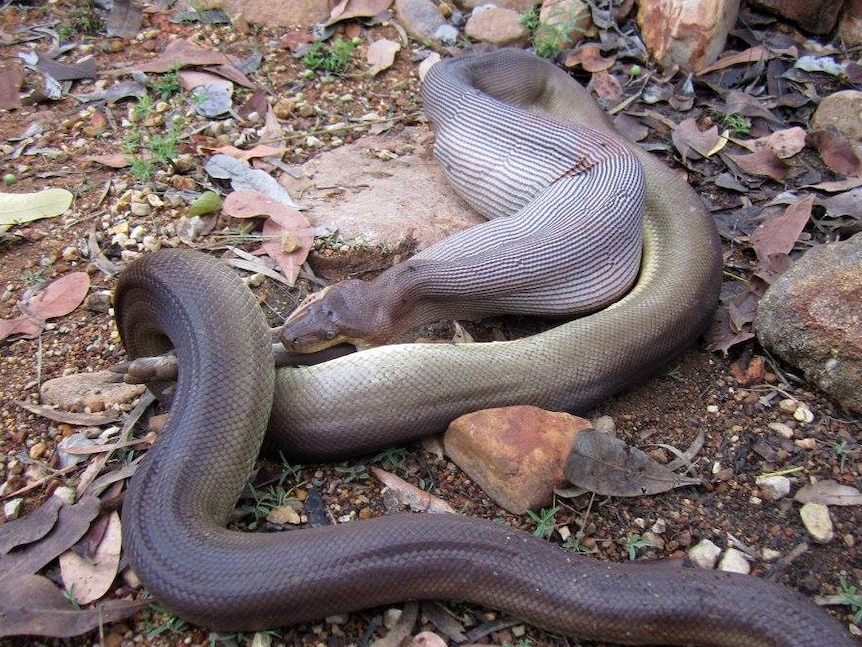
756, 233, 862, 413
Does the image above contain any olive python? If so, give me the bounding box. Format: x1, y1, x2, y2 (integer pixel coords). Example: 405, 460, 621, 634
115, 49, 853, 645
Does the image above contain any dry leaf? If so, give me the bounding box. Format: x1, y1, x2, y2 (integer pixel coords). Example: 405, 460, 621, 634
794, 480, 862, 506
0, 497, 100, 581
0, 65, 23, 109
0, 497, 63, 556
59, 511, 122, 604
696, 46, 773, 75
564, 430, 700, 497
746, 127, 807, 159
750, 195, 814, 260
0, 272, 90, 341
588, 69, 622, 102
672, 118, 720, 160
0, 574, 146, 638
565, 43, 615, 72
808, 129, 862, 177
367, 39, 400, 76
371, 467, 456, 513
325, 0, 393, 25
130, 39, 233, 73
727, 148, 789, 182
208, 144, 289, 161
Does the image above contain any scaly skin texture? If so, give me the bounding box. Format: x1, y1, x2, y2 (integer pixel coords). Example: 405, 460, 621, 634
116, 50, 855, 645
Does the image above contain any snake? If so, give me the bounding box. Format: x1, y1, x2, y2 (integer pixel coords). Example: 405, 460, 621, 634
115, 50, 854, 645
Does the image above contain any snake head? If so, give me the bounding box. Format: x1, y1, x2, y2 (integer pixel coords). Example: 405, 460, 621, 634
280, 281, 383, 353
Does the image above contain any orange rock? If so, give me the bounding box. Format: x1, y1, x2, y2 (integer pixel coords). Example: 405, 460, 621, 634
637, 0, 740, 72
444, 405, 591, 514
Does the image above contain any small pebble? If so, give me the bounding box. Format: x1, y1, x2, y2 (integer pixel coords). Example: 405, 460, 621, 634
4, 498, 23, 520
718, 547, 751, 574
689, 538, 722, 569
800, 502, 834, 543
756, 474, 791, 499
768, 422, 794, 439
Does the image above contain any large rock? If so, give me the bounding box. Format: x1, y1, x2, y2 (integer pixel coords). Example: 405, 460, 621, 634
637, 0, 740, 72
537, 0, 593, 51
280, 132, 482, 249
747, 0, 845, 36
464, 6, 530, 46
395, 0, 447, 44
810, 90, 862, 143
840, 0, 862, 48
444, 405, 591, 514
755, 233, 862, 413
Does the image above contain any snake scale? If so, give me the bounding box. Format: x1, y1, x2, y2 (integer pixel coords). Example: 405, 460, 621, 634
116, 50, 854, 645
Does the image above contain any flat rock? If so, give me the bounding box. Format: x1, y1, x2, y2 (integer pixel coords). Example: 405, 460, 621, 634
40, 371, 146, 412
444, 405, 591, 514
755, 233, 862, 413
840, 0, 862, 48
718, 547, 751, 574
280, 132, 482, 249
460, 0, 538, 10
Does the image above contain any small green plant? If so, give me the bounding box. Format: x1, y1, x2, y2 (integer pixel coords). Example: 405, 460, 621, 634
58, 4, 104, 41
665, 364, 683, 381
145, 604, 188, 638
123, 109, 184, 182
240, 483, 298, 530
153, 68, 182, 101
707, 108, 751, 135
62, 584, 81, 611
562, 533, 597, 554
374, 446, 412, 473
132, 93, 155, 121
833, 440, 851, 472
503, 639, 535, 647
335, 463, 370, 483
520, 3, 586, 59
302, 38, 358, 75
620, 532, 654, 561
838, 576, 862, 626
526, 506, 558, 540
519, 5, 540, 31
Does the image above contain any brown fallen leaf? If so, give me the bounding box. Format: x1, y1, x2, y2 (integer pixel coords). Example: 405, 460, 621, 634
0, 496, 63, 556
731, 355, 767, 387
59, 511, 122, 605
808, 129, 862, 178
588, 69, 622, 102
0, 574, 147, 638
743, 126, 806, 159
0, 272, 90, 341
565, 43, 615, 72
750, 195, 814, 260
0, 497, 100, 581
130, 39, 234, 74
564, 430, 700, 497
223, 189, 313, 284
367, 39, 400, 77
672, 118, 720, 160
695, 45, 774, 75
371, 467, 456, 513
726, 148, 789, 182
794, 481, 862, 506
325, 0, 393, 26
178, 69, 233, 92
207, 143, 290, 162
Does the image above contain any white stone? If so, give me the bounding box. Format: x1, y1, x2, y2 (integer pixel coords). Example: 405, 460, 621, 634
756, 474, 791, 499
800, 502, 834, 543
718, 547, 751, 574
689, 538, 722, 569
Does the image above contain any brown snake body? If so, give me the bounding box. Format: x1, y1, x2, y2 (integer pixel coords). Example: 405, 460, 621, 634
116, 50, 854, 645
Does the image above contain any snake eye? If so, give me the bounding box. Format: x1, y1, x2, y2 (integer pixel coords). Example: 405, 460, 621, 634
326, 330, 336, 340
